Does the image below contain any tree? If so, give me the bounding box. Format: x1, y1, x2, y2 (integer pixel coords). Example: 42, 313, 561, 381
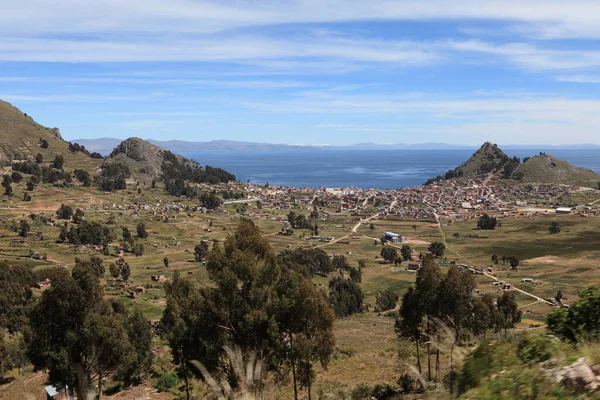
477, 214, 497, 230
556, 290, 563, 304
491, 254, 498, 265
35, 153, 44, 164
496, 291, 522, 336
74, 256, 105, 278
56, 204, 74, 220
328, 277, 363, 317
401, 244, 412, 261
437, 266, 477, 385
136, 223, 148, 239
507, 256, 520, 271
273, 268, 335, 400
28, 271, 134, 400
120, 259, 131, 281
39, 138, 49, 149
10, 172, 22, 183
194, 242, 209, 262
0, 262, 36, 334
133, 242, 145, 257
470, 294, 499, 339
2, 175, 12, 196
122, 227, 132, 242
73, 208, 85, 224
375, 290, 398, 312
120, 309, 153, 384
18, 220, 30, 238
109, 263, 120, 279
548, 287, 600, 342
163, 257, 169, 268
428, 241, 445, 258
549, 222, 561, 234
73, 169, 91, 187
52, 155, 64, 170
415, 254, 443, 381
161, 220, 335, 400
380, 246, 398, 263
396, 287, 424, 374
199, 191, 222, 210
369, 223, 375, 232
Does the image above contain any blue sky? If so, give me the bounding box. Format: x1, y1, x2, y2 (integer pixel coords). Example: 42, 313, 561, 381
2, 0, 600, 145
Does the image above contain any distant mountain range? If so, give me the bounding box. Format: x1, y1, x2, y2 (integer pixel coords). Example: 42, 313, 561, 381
70, 137, 600, 153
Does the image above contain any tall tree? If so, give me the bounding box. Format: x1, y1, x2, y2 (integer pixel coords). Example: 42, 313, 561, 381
401, 244, 412, 261
136, 223, 148, 239
428, 242, 446, 258
396, 287, 424, 375
496, 292, 522, 336
28, 270, 133, 400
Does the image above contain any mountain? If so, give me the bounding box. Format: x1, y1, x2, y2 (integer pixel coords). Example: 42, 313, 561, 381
102, 138, 235, 191
0, 100, 102, 171
453, 142, 512, 177
72, 138, 318, 153
513, 154, 600, 184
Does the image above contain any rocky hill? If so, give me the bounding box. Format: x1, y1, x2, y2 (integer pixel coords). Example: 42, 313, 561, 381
453, 142, 512, 177
427, 142, 516, 183
0, 99, 102, 171
102, 137, 236, 193
513, 154, 600, 184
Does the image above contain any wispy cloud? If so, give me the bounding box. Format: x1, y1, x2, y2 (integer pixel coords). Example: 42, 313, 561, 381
3, 1, 600, 39
556, 74, 600, 83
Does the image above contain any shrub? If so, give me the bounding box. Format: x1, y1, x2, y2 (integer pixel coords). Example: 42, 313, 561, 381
155, 371, 179, 392
516, 334, 556, 365
375, 290, 398, 312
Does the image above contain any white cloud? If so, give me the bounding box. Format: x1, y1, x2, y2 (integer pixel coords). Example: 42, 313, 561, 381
3, 1, 600, 39
556, 75, 600, 83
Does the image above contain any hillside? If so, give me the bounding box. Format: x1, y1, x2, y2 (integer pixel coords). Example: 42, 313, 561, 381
513, 153, 600, 184
427, 142, 515, 183
102, 137, 236, 190
0, 100, 102, 171
454, 142, 511, 177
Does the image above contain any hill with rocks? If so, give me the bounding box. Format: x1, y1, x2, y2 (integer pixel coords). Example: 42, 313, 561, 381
101, 137, 236, 194
426, 141, 600, 186
513, 153, 600, 184
426, 142, 518, 184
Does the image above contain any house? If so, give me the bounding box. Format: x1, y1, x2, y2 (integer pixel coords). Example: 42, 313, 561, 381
382, 232, 406, 243
556, 207, 573, 214
35, 279, 51, 290
407, 263, 421, 271
135, 286, 145, 294
151, 275, 166, 282
45, 385, 74, 400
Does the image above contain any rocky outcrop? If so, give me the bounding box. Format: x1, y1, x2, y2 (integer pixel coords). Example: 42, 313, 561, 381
547, 357, 600, 393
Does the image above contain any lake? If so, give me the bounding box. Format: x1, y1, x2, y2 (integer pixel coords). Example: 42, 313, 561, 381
179, 149, 600, 189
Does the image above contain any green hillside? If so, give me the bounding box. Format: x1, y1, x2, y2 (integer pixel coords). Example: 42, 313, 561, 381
513, 154, 600, 185
0, 100, 102, 172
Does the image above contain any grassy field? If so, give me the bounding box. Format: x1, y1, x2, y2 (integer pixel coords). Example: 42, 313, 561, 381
3, 177, 600, 399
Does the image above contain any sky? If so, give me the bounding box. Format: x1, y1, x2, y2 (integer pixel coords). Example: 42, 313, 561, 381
2, 0, 600, 145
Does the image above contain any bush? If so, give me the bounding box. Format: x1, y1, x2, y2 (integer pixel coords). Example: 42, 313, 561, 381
375, 290, 398, 312
516, 334, 556, 364
154, 371, 179, 392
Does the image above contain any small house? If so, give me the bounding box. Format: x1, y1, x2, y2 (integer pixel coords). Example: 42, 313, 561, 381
407, 263, 421, 271
45, 385, 74, 400
151, 275, 166, 282
556, 207, 573, 214
35, 279, 51, 290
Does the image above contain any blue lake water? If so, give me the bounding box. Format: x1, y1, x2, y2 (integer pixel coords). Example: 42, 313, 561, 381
179, 149, 600, 189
